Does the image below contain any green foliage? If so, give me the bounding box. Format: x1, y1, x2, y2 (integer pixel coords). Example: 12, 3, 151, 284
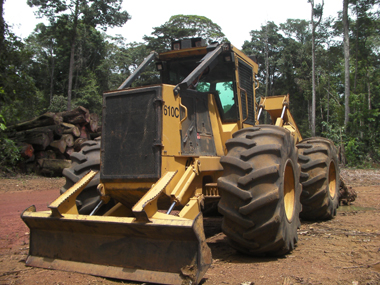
27, 0, 130, 30
144, 15, 226, 51
0, 116, 21, 173
321, 122, 344, 146
345, 137, 366, 166
48, 95, 69, 112
0, 114, 6, 131
73, 72, 102, 115
0, 137, 21, 173
0, 28, 39, 124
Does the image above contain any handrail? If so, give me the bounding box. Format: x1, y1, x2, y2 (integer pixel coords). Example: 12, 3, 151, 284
179, 98, 188, 125
118, 51, 157, 90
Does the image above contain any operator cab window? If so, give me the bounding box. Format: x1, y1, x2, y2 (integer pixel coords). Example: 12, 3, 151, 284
195, 56, 238, 122
196, 81, 237, 121
163, 54, 238, 122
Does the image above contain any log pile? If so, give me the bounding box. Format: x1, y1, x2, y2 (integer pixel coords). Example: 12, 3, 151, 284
7, 107, 101, 176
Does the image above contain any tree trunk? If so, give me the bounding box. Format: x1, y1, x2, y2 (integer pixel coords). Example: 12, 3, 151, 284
61, 122, 80, 137
367, 71, 371, 110
37, 158, 71, 177
58, 106, 90, 124
327, 76, 330, 124
343, 0, 350, 128
0, 0, 4, 56
8, 112, 62, 131
67, 0, 80, 111
354, 27, 358, 93
11, 125, 63, 138
21, 132, 53, 151
311, 0, 316, 137
308, 100, 312, 131
310, 0, 324, 136
89, 113, 99, 133
50, 53, 55, 105
264, 23, 269, 98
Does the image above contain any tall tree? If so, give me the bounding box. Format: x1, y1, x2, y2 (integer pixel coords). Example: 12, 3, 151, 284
27, 0, 130, 110
26, 23, 58, 105
144, 15, 226, 52
343, 0, 350, 128
0, 0, 4, 54
0, 0, 5, 81
243, 22, 283, 98
279, 19, 313, 135
264, 22, 270, 97
309, 0, 324, 136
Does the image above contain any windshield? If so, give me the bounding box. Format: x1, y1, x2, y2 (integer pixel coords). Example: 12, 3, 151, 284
162, 55, 238, 122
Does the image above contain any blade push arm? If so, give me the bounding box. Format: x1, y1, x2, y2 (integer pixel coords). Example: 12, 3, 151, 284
131, 161, 203, 222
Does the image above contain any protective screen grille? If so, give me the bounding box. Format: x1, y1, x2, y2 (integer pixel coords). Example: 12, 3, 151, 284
101, 86, 162, 181
238, 59, 255, 125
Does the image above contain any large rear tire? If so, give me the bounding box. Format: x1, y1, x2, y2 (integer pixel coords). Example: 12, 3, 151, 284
297, 137, 340, 220
217, 125, 302, 256
60, 139, 101, 215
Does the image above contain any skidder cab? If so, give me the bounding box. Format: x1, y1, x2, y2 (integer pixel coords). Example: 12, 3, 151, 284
22, 38, 340, 285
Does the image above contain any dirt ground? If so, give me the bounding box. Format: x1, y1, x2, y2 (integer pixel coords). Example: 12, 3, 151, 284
0, 168, 379, 285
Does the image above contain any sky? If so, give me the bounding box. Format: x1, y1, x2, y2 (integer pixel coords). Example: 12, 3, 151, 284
3, 0, 344, 49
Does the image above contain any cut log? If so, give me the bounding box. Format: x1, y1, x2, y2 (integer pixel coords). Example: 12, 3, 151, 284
50, 139, 66, 154
79, 125, 90, 140
68, 114, 88, 125
89, 113, 99, 132
61, 122, 80, 137
66, 147, 75, 157
58, 106, 90, 125
50, 134, 74, 153
18, 143, 34, 158
8, 112, 62, 131
62, 134, 74, 147
74, 138, 87, 151
35, 150, 56, 160
90, 132, 101, 140
37, 158, 71, 177
21, 131, 53, 151
46, 149, 57, 159
10, 125, 63, 138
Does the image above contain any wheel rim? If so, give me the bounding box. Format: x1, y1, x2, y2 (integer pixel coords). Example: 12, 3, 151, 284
284, 161, 295, 221
328, 161, 337, 198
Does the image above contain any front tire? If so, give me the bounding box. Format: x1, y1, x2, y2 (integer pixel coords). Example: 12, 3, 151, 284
60, 140, 101, 214
297, 137, 340, 220
217, 125, 302, 256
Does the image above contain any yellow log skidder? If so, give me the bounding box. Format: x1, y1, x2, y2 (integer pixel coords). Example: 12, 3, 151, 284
22, 38, 340, 285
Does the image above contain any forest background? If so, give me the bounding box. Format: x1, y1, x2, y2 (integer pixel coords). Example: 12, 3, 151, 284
0, 0, 379, 172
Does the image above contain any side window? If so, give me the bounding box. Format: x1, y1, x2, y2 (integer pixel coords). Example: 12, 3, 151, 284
215, 82, 237, 121
196, 81, 237, 121
196, 82, 210, 92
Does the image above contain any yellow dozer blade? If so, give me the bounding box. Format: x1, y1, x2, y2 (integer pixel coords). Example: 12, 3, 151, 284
21, 171, 212, 285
